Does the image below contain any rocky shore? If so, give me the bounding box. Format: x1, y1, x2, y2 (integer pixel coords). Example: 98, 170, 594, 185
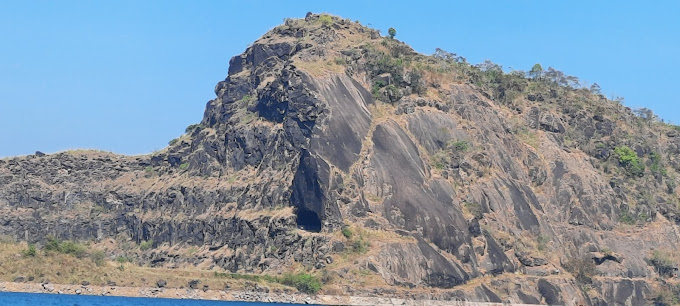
0, 282, 535, 306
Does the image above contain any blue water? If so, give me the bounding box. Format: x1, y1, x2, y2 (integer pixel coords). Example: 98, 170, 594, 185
0, 292, 312, 306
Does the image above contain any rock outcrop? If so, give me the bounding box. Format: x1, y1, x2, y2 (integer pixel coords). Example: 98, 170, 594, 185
1, 13, 679, 305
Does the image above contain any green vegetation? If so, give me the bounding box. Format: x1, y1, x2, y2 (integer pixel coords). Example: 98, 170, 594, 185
214, 271, 278, 282
614, 146, 644, 177
409, 68, 427, 94
90, 250, 106, 267
240, 111, 257, 124
514, 125, 540, 149
537, 235, 550, 252
319, 14, 332, 27
562, 256, 596, 286
185, 123, 202, 134
90, 204, 107, 215
333, 57, 345, 66
653, 284, 680, 306
649, 152, 667, 176
144, 166, 154, 176
431, 150, 449, 170
463, 202, 483, 219
179, 162, 189, 170
214, 272, 321, 294
187, 246, 198, 256
667, 180, 676, 194
619, 210, 637, 225
168, 138, 179, 146
429, 140, 471, 171
367, 53, 405, 84
339, 228, 370, 255
388, 27, 396, 39
341, 227, 353, 239
351, 239, 369, 254
44, 236, 87, 258
376, 55, 404, 78
22, 244, 36, 257
529, 63, 543, 80
371, 80, 385, 100
650, 250, 677, 277
115, 255, 131, 270
139, 239, 154, 251
450, 140, 469, 152
281, 273, 321, 294
29, 237, 109, 267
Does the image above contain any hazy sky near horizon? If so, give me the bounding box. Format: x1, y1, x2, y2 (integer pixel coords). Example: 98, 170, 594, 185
1, 1, 678, 157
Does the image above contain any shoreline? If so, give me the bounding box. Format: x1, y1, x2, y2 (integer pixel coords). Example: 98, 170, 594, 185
0, 281, 530, 306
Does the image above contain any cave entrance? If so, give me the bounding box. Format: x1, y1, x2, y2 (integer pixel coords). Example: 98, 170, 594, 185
296, 209, 321, 232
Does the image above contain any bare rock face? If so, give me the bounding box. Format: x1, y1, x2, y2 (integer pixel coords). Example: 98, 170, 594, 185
2, 13, 680, 304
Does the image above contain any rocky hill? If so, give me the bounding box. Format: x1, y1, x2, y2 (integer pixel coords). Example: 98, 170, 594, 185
2, 13, 680, 305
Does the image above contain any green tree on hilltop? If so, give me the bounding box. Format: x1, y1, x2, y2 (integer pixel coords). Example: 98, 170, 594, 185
388, 27, 396, 39
530, 63, 543, 80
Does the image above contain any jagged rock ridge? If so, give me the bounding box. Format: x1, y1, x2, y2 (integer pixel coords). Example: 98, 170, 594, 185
2, 13, 680, 304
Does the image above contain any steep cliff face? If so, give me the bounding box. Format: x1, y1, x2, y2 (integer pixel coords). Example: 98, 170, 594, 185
2, 13, 680, 304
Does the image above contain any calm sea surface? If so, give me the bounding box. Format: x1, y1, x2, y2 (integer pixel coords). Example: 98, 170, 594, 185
0, 292, 314, 306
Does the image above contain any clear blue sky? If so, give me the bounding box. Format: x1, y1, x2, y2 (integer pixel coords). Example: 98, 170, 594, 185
1, 1, 678, 157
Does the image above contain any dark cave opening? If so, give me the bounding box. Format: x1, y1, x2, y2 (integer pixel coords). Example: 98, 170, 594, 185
296, 209, 322, 232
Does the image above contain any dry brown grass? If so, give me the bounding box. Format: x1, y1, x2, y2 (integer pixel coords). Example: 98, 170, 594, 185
0, 241, 291, 291
295, 59, 346, 78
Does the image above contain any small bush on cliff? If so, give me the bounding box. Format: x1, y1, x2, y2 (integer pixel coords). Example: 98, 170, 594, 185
371, 80, 385, 99
341, 227, 353, 239
650, 250, 677, 277
351, 238, 369, 254
90, 250, 106, 267
58, 241, 87, 258
44, 237, 87, 258
333, 57, 346, 66
368, 54, 404, 83
463, 202, 483, 219
653, 284, 680, 306
318, 14, 332, 27
614, 146, 644, 177
450, 140, 469, 152
650, 152, 666, 176
214, 272, 277, 283
185, 123, 201, 134
44, 236, 60, 251
537, 235, 550, 252
431, 150, 450, 170
139, 239, 154, 251
214, 271, 321, 294
22, 244, 37, 257
562, 256, 596, 285
115, 256, 131, 270
281, 273, 321, 294
667, 180, 676, 194
144, 166, 155, 177
410, 68, 427, 95
619, 210, 637, 225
